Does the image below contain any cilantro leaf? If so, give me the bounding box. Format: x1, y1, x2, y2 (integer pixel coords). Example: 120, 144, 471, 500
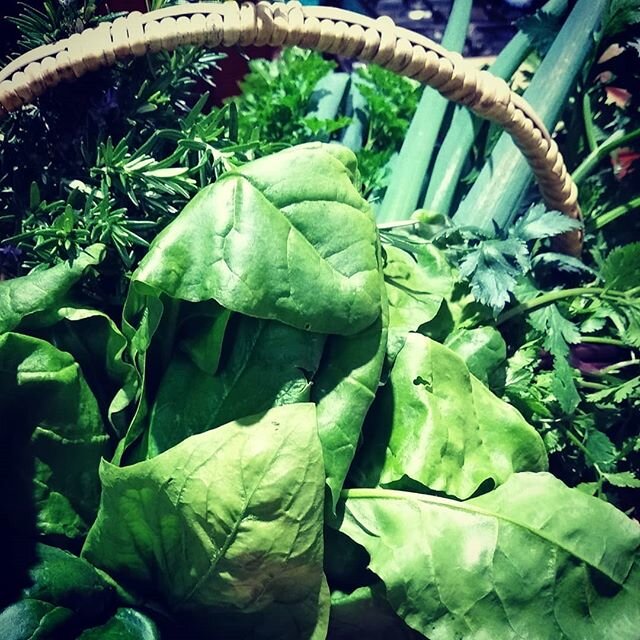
550, 357, 581, 414
528, 305, 581, 414
603, 471, 640, 488
529, 304, 581, 357
603, 0, 640, 37
602, 242, 640, 291
585, 430, 618, 468
531, 252, 597, 276
458, 239, 529, 313
517, 10, 564, 56
589, 376, 640, 405
513, 204, 583, 242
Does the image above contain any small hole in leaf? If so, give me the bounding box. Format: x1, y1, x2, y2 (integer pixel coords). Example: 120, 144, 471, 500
413, 375, 432, 390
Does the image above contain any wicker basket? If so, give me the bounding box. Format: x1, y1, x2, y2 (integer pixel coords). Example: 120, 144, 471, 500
0, 0, 582, 253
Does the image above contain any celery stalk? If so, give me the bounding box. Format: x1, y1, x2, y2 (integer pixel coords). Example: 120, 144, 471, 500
453, 0, 608, 232
422, 0, 569, 217
376, 0, 472, 223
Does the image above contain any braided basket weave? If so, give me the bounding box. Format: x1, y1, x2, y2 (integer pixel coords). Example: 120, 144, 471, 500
0, 0, 582, 253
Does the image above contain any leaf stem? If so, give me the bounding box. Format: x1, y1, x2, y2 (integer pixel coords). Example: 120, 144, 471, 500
577, 380, 609, 390
496, 287, 606, 325
593, 195, 640, 228
572, 127, 640, 185
561, 425, 592, 458
582, 92, 597, 153
580, 336, 630, 347
595, 359, 639, 376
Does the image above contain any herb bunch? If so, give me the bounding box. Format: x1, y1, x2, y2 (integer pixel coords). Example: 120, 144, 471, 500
0, 0, 249, 306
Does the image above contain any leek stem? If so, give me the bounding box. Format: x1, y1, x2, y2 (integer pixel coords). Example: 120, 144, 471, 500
377, 0, 472, 223
422, 0, 569, 217
453, 0, 607, 232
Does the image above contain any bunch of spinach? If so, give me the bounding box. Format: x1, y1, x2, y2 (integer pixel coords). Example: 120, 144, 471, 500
1, 0, 639, 637
2, 142, 638, 639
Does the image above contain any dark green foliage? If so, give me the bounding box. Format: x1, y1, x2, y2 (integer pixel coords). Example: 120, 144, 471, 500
231, 48, 421, 199
231, 48, 339, 146
353, 65, 421, 198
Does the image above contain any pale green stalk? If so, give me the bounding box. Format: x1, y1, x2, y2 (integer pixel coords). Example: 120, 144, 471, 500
376, 0, 472, 223
423, 0, 569, 217
453, 0, 608, 232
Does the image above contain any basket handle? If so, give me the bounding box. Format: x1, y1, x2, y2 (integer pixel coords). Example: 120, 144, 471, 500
0, 0, 582, 254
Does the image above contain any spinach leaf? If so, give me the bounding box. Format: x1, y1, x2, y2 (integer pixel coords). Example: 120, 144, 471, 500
351, 334, 547, 498
0, 599, 74, 640
130, 143, 381, 336
147, 314, 326, 456
340, 472, 640, 640
77, 609, 160, 639
0, 545, 117, 640
175, 300, 231, 376
82, 404, 328, 639
313, 299, 388, 510
42, 307, 138, 436
329, 585, 422, 639
443, 326, 507, 387
0, 249, 137, 434
119, 142, 384, 464
0, 333, 110, 541
0, 244, 104, 334
383, 245, 444, 364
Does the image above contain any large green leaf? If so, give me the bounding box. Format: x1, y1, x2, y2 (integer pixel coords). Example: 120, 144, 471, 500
340, 473, 640, 640
131, 143, 381, 336
0, 545, 117, 640
77, 609, 160, 639
443, 326, 506, 387
383, 245, 444, 364
351, 334, 547, 498
146, 314, 326, 456
82, 404, 328, 639
0, 333, 110, 541
313, 297, 387, 509
0, 245, 104, 334
116, 295, 223, 463
42, 307, 138, 435
0, 599, 73, 640
0, 245, 136, 435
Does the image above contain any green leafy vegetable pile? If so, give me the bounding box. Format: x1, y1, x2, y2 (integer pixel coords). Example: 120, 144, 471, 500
2, 143, 638, 639
1, 1, 640, 638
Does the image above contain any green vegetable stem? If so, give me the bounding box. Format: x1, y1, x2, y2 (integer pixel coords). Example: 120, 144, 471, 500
423, 0, 569, 217
377, 0, 473, 223
453, 0, 608, 232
